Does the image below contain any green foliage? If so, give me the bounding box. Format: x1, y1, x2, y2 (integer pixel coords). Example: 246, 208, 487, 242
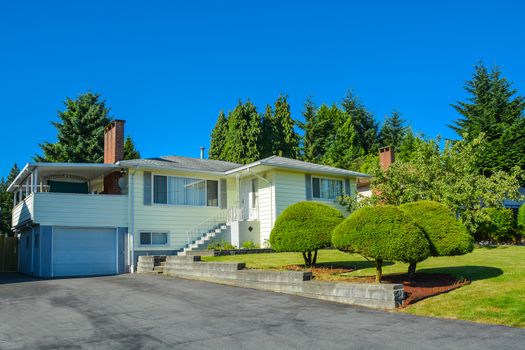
0, 164, 20, 235
207, 239, 236, 250
270, 202, 344, 266
35, 93, 111, 163
380, 110, 407, 149
341, 90, 379, 155
475, 208, 519, 243
450, 63, 525, 177
209, 111, 228, 160
320, 105, 359, 169
123, 136, 140, 160
241, 240, 260, 249
222, 100, 262, 164
332, 206, 430, 262
519, 203, 525, 235
332, 205, 429, 282
399, 201, 473, 257
298, 96, 318, 162
269, 95, 300, 158
34, 92, 140, 163
373, 135, 524, 234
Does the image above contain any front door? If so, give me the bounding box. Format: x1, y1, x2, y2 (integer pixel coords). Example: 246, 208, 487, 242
240, 178, 257, 220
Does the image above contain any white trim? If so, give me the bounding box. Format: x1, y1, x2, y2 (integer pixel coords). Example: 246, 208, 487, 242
311, 176, 344, 201
115, 228, 119, 273
138, 231, 170, 247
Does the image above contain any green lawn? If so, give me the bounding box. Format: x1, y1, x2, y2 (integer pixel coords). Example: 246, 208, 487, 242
203, 246, 525, 328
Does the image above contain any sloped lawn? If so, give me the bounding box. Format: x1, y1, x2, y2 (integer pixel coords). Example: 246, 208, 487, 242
203, 246, 525, 328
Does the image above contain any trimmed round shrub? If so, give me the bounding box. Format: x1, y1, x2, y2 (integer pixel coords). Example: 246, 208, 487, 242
400, 201, 473, 257
269, 201, 344, 266
332, 205, 430, 282
476, 208, 518, 243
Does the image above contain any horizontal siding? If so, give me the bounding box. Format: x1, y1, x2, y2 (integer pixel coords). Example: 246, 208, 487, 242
256, 172, 275, 246
33, 192, 128, 227
132, 170, 225, 251
274, 171, 307, 217
12, 193, 34, 227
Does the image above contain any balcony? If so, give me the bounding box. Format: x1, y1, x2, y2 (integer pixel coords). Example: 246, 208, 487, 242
12, 192, 128, 229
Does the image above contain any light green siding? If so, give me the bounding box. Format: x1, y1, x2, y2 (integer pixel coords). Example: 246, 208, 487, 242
131, 169, 226, 251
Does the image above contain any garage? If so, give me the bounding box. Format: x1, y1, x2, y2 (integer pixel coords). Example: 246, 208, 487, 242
53, 227, 117, 277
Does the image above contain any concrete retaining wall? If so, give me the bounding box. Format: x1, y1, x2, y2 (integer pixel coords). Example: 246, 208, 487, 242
137, 256, 154, 273
159, 256, 404, 309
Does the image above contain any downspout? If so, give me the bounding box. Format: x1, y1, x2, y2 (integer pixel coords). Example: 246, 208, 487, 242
128, 166, 138, 273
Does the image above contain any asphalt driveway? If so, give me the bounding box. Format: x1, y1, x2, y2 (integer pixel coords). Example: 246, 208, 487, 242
0, 273, 523, 350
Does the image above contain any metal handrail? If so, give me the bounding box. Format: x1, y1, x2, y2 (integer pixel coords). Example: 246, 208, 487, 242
186, 209, 229, 246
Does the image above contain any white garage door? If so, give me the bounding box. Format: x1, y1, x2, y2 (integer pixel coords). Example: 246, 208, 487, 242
53, 227, 117, 277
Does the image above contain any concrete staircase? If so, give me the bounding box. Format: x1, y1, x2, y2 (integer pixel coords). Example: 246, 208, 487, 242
178, 224, 229, 256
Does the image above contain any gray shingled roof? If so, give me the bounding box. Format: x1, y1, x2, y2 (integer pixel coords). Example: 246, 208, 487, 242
227, 155, 371, 177
118, 156, 241, 173
119, 155, 370, 177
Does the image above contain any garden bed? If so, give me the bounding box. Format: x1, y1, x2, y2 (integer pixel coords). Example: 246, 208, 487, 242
282, 265, 470, 306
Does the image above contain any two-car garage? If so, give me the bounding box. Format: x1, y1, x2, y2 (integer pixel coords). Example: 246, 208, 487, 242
18, 225, 127, 278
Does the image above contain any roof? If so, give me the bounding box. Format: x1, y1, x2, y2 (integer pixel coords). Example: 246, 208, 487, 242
226, 155, 371, 178
118, 156, 241, 173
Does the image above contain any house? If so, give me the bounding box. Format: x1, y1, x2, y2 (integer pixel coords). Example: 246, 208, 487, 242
9, 120, 370, 278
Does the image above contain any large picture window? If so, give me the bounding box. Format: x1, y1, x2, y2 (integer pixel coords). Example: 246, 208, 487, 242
312, 177, 343, 200
153, 175, 219, 207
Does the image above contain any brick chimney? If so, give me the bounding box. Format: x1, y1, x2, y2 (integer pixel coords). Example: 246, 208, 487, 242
103, 120, 125, 194
104, 120, 125, 164
379, 146, 395, 171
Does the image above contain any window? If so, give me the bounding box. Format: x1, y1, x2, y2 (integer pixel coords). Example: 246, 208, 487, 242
140, 232, 168, 246
153, 175, 219, 207
312, 177, 343, 200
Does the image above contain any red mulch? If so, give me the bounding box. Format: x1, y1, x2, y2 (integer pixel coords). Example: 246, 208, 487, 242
282, 265, 470, 306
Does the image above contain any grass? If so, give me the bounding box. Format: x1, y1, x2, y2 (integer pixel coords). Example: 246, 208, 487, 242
203, 246, 525, 328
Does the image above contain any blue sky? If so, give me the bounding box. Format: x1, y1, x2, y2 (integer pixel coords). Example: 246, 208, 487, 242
1, 0, 524, 177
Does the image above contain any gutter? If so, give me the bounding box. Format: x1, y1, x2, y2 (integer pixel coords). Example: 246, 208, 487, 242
128, 166, 139, 273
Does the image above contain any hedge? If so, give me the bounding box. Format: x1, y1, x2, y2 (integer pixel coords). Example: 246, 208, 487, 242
269, 201, 344, 266
518, 203, 525, 235
476, 208, 519, 243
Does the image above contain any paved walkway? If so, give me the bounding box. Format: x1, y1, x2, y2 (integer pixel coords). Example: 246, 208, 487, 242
0, 273, 523, 349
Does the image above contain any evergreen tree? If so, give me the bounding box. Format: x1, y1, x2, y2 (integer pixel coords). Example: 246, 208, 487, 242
209, 111, 228, 160
260, 104, 274, 158
298, 96, 317, 162
380, 110, 407, 148
270, 95, 300, 158
222, 100, 262, 164
450, 64, 525, 175
123, 136, 141, 160
0, 164, 20, 235
322, 113, 358, 169
35, 92, 112, 163
341, 90, 379, 155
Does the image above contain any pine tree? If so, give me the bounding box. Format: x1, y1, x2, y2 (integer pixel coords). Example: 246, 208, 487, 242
450, 63, 525, 175
0, 164, 20, 235
322, 113, 358, 169
261, 104, 274, 158
298, 96, 317, 162
380, 110, 407, 148
123, 136, 141, 160
270, 95, 300, 158
35, 92, 112, 163
222, 100, 262, 164
341, 90, 379, 155
209, 111, 228, 160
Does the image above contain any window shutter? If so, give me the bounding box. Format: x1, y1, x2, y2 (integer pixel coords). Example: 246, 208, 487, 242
305, 174, 312, 200
220, 179, 227, 209
344, 178, 351, 195
143, 171, 152, 205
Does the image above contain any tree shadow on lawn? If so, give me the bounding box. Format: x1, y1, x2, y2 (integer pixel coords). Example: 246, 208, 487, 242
415, 266, 503, 282
314, 260, 394, 270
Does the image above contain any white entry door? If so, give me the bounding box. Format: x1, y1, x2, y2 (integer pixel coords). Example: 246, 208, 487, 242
240, 179, 257, 220
53, 227, 117, 277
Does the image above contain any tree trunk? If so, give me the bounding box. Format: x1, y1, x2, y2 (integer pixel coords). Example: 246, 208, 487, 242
312, 249, 318, 266
303, 251, 313, 267
375, 259, 383, 283
407, 262, 417, 281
